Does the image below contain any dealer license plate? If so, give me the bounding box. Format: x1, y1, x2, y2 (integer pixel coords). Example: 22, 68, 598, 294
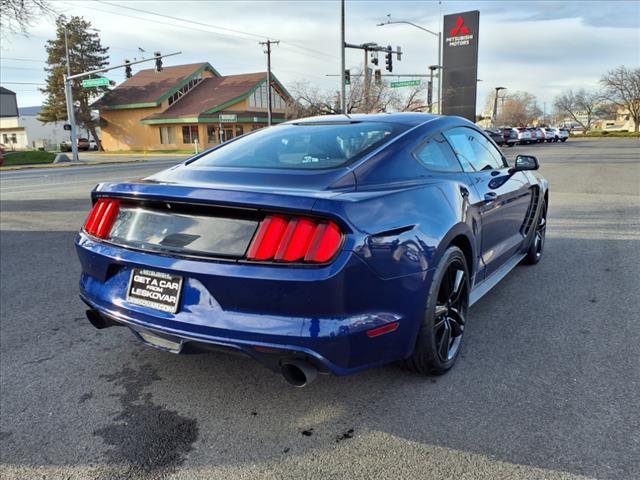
126, 269, 183, 313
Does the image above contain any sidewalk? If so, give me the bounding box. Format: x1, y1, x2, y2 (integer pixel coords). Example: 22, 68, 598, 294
0, 152, 192, 171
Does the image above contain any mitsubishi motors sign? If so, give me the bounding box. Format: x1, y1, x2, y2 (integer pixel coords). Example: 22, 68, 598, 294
441, 10, 480, 121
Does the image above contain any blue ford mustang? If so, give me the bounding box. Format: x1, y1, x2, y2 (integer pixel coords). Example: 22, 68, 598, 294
76, 113, 548, 386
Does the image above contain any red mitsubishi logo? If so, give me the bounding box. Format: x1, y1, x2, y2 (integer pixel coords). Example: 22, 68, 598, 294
450, 16, 470, 36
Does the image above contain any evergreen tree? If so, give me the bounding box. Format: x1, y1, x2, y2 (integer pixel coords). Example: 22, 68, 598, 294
39, 15, 109, 150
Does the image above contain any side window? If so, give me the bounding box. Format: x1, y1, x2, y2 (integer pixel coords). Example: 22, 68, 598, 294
414, 134, 462, 172
443, 127, 506, 172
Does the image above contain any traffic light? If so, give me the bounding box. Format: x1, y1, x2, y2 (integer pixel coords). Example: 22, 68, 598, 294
385, 46, 393, 72
374, 69, 381, 85
370, 51, 378, 66
344, 69, 351, 85
396, 46, 402, 61
124, 60, 132, 78
154, 52, 163, 72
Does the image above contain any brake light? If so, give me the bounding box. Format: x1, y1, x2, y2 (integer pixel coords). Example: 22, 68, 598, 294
247, 215, 343, 263
83, 198, 120, 239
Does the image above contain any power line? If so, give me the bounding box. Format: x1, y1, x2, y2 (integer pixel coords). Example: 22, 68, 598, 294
91, 0, 337, 62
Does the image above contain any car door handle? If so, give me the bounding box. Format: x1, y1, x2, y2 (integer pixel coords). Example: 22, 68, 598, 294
484, 192, 498, 202
459, 186, 469, 198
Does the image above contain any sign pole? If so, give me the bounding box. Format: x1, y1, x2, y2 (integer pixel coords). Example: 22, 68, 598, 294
63, 26, 79, 163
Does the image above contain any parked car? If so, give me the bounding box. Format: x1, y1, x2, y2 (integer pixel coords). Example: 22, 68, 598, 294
89, 139, 99, 151
527, 128, 539, 143
76, 113, 549, 386
553, 127, 570, 142
539, 127, 555, 143
484, 129, 504, 146
77, 138, 90, 151
534, 128, 545, 143
516, 127, 532, 144
61, 138, 92, 152
501, 127, 518, 147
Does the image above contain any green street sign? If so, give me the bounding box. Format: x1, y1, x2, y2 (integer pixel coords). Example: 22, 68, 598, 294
82, 77, 110, 88
390, 80, 422, 88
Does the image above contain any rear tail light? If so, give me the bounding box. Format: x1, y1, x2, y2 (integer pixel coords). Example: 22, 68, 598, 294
83, 198, 120, 239
247, 215, 343, 263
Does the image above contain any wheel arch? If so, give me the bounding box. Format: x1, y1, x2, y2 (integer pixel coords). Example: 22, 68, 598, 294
435, 223, 476, 281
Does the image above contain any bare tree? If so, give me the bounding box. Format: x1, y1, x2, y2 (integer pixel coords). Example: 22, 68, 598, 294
554, 89, 600, 133
0, 0, 55, 39
600, 66, 640, 132
499, 91, 542, 127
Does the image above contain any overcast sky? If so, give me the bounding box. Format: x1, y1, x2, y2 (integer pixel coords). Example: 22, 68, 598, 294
1, 0, 638, 113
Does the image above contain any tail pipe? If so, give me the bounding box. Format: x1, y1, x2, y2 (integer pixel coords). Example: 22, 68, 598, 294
281, 360, 318, 387
85, 309, 123, 329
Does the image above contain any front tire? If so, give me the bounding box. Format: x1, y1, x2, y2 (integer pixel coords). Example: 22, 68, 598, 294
524, 199, 547, 265
405, 247, 469, 375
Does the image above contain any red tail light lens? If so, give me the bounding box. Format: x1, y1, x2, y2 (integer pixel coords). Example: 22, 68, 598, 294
83, 198, 120, 239
247, 215, 343, 263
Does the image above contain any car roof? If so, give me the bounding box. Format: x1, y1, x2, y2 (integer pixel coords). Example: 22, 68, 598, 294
285, 112, 442, 127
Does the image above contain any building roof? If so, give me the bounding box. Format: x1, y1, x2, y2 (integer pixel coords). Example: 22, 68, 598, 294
0, 87, 16, 95
143, 72, 267, 121
94, 62, 219, 109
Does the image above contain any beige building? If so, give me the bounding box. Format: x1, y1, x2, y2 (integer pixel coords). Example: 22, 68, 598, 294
94, 62, 292, 151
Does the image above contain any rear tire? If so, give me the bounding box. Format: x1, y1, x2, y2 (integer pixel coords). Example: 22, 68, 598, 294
405, 247, 469, 375
561, 138, 567, 142
523, 199, 547, 265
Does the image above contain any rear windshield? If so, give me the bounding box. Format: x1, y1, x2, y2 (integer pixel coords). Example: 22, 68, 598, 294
191, 122, 408, 169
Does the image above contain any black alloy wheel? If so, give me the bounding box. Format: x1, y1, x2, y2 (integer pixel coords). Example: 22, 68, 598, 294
405, 247, 469, 374
524, 199, 547, 265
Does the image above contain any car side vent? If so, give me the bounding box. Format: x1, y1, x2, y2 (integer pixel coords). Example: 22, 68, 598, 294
521, 188, 540, 236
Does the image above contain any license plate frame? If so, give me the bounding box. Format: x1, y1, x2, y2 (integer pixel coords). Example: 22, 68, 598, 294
126, 268, 183, 314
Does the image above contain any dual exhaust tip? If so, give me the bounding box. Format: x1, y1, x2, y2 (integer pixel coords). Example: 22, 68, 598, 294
87, 309, 319, 387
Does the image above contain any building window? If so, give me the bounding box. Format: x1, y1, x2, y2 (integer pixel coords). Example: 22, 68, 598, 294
2, 134, 8, 143
206, 125, 218, 143
248, 82, 287, 110
235, 126, 243, 137
10, 134, 17, 144
182, 125, 199, 144
223, 127, 233, 142
167, 75, 203, 106
159, 126, 176, 144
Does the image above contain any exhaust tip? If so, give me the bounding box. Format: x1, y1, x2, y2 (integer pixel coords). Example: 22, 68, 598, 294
85, 309, 122, 329
281, 360, 318, 388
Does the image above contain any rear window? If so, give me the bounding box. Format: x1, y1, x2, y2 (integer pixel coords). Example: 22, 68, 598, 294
191, 122, 408, 169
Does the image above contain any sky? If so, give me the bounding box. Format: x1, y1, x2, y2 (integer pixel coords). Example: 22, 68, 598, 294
1, 0, 639, 114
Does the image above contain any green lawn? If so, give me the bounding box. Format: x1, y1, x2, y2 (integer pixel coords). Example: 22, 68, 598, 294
2, 151, 56, 166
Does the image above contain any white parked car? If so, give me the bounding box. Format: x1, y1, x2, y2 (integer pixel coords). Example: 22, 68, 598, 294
539, 127, 555, 143
515, 127, 532, 144
553, 127, 569, 142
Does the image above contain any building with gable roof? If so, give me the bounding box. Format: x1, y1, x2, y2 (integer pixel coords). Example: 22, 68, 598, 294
94, 62, 291, 151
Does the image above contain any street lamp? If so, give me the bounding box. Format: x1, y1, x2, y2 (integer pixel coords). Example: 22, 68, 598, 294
377, 14, 442, 113
492, 86, 506, 127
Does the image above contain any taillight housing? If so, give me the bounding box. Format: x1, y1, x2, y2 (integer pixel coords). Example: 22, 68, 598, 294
247, 215, 343, 264
83, 198, 120, 239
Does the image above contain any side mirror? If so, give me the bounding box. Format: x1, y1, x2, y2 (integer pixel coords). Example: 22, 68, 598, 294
511, 155, 539, 173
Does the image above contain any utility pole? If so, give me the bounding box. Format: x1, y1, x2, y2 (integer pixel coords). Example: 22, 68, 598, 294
259, 39, 279, 126
63, 26, 79, 163
340, 0, 346, 113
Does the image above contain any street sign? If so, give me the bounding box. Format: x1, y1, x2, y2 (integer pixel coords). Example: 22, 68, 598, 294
390, 80, 422, 88
82, 77, 110, 88
219, 114, 237, 123
63, 124, 72, 131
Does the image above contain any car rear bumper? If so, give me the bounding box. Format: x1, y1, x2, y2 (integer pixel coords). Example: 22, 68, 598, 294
76, 232, 431, 376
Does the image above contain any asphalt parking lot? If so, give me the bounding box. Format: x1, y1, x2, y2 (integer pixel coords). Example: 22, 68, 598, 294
1, 138, 638, 480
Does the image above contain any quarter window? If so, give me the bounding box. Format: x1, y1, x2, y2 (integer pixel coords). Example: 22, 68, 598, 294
414, 135, 462, 172
443, 127, 506, 172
